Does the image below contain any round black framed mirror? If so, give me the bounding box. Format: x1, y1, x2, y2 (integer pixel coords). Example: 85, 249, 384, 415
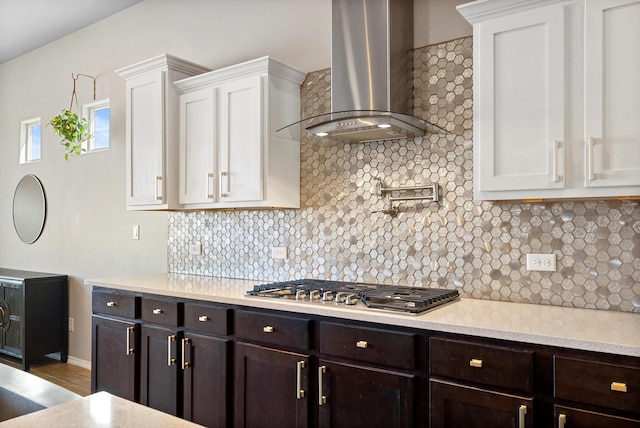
13, 174, 47, 244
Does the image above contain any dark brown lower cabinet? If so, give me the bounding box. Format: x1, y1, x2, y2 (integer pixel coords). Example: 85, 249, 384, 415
91, 314, 139, 401
430, 379, 533, 428
182, 331, 230, 428
234, 342, 310, 428
318, 360, 414, 428
140, 324, 182, 416
555, 405, 640, 428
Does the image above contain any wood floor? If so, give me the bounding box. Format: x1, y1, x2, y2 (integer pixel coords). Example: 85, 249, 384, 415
0, 354, 91, 397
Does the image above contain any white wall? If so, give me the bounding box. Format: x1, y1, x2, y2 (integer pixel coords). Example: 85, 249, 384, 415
0, 0, 470, 365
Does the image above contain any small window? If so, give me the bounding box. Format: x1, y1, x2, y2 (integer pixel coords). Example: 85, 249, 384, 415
19, 118, 41, 164
83, 99, 110, 153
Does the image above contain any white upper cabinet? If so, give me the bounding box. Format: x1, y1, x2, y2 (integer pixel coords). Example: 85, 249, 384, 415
584, 0, 640, 189
116, 55, 210, 210
174, 57, 305, 209
458, 0, 640, 201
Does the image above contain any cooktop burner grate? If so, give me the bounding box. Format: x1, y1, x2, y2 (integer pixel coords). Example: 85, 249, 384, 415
247, 279, 459, 313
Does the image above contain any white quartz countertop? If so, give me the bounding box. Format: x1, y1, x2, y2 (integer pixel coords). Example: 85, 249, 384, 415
86, 273, 640, 357
0, 391, 203, 428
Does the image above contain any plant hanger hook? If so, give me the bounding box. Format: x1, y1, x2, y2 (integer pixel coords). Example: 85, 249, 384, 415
69, 73, 96, 111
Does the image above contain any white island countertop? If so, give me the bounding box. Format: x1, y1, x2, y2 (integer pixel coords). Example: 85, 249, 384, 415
0, 391, 203, 428
86, 273, 640, 357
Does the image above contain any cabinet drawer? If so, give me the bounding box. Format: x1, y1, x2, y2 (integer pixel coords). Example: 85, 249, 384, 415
92, 289, 139, 319
430, 337, 534, 393
319, 322, 415, 370
235, 310, 311, 350
183, 303, 231, 336
140, 297, 183, 327
554, 356, 640, 413
555, 405, 640, 428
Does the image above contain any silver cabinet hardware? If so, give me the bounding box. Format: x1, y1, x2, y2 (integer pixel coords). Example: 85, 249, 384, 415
552, 140, 561, 182
587, 137, 596, 180
558, 414, 566, 428
155, 176, 163, 201
107, 301, 116, 307
152, 308, 163, 315
182, 338, 191, 369
219, 171, 228, 198
356, 341, 368, 349
518, 405, 527, 428
198, 315, 209, 322
263, 325, 274, 333
469, 359, 483, 368
206, 173, 214, 199
611, 381, 628, 393
126, 326, 135, 355
318, 366, 327, 405
167, 335, 176, 366
296, 361, 305, 399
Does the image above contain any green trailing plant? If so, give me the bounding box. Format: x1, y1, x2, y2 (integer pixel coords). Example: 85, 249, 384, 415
49, 73, 96, 160
48, 109, 91, 160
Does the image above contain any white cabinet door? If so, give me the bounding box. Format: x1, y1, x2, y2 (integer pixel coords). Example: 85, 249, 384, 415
125, 70, 165, 207
584, 0, 640, 189
218, 75, 263, 203
179, 87, 217, 205
475, 5, 566, 194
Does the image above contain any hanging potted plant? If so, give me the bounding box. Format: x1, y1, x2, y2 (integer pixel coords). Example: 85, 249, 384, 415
49, 109, 91, 160
48, 73, 96, 160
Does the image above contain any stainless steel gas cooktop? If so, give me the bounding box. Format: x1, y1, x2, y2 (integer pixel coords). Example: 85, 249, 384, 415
246, 279, 459, 314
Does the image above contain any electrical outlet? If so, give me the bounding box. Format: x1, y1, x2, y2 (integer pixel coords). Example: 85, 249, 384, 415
189, 243, 202, 256
272, 247, 288, 260
132, 224, 140, 240
526, 253, 556, 271
68, 317, 74, 332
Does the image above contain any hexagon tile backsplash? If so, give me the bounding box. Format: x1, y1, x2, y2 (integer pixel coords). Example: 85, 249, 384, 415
168, 36, 640, 313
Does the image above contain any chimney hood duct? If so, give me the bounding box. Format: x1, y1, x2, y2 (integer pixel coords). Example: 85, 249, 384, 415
277, 0, 446, 143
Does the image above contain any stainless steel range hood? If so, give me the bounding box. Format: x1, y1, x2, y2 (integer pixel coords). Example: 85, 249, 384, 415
277, 0, 446, 143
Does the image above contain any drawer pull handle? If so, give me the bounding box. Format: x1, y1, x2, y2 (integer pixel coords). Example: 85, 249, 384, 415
518, 405, 527, 428
182, 338, 191, 370
318, 366, 327, 405
296, 361, 305, 399
198, 315, 209, 322
263, 326, 274, 333
107, 301, 116, 307
356, 341, 368, 349
558, 414, 566, 428
167, 335, 176, 366
611, 382, 627, 393
152, 308, 163, 315
470, 359, 483, 368
126, 326, 135, 355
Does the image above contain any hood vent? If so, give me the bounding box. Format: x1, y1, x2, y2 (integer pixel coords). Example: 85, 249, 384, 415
278, 0, 446, 143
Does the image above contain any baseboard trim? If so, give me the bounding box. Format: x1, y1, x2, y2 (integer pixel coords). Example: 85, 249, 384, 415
67, 356, 91, 371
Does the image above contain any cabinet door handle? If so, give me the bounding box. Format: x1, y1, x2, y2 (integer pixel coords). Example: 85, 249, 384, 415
558, 413, 566, 428
587, 137, 595, 181
155, 175, 163, 201
206, 173, 214, 199
611, 382, 627, 393
356, 340, 368, 349
126, 326, 135, 355
518, 405, 527, 428
107, 301, 116, 307
318, 366, 327, 405
182, 338, 191, 370
0, 307, 5, 327
470, 358, 483, 368
167, 335, 176, 366
219, 171, 228, 198
552, 140, 561, 182
296, 361, 305, 399
152, 308, 163, 315
263, 325, 274, 333
198, 315, 209, 322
